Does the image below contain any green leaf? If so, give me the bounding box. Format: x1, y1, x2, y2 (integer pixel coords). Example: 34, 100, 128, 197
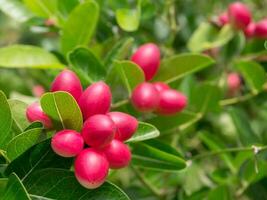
116, 8, 140, 32
0, 178, 8, 196
60, 1, 99, 55
131, 139, 186, 171
0, 45, 64, 69
0, 0, 33, 22
23, 168, 130, 200
198, 131, 236, 173
106, 60, 145, 98
187, 23, 234, 52
5, 140, 72, 178
68, 46, 106, 84
2, 173, 31, 200
153, 53, 215, 84
191, 83, 222, 113
127, 122, 160, 143
207, 185, 231, 200
0, 91, 12, 150
40, 92, 83, 131
104, 37, 134, 71
8, 99, 29, 132
234, 60, 266, 94
228, 108, 260, 146
23, 0, 57, 18
6, 128, 52, 161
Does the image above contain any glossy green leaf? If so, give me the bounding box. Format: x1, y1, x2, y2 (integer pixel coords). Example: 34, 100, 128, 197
106, 60, 145, 98
0, 0, 33, 22
2, 173, 31, 200
116, 8, 140, 32
23, 168, 130, 200
188, 23, 234, 52
0, 91, 12, 150
153, 53, 215, 84
0, 178, 8, 196
207, 185, 231, 200
235, 60, 266, 94
0, 45, 64, 69
131, 139, 186, 171
24, 122, 43, 131
229, 108, 260, 146
198, 131, 236, 173
191, 83, 222, 113
60, 1, 99, 55
104, 37, 134, 71
40, 92, 83, 131
23, 0, 57, 18
146, 111, 198, 133
6, 128, 52, 161
127, 122, 160, 143
8, 99, 29, 132
68, 46, 106, 84
5, 141, 72, 178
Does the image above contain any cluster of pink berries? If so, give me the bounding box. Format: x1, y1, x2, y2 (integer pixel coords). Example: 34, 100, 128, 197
130, 43, 188, 115
26, 70, 138, 189
217, 1, 267, 39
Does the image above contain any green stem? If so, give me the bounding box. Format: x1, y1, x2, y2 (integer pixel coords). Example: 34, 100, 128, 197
191, 145, 267, 161
219, 93, 257, 106
111, 99, 129, 109
130, 166, 164, 199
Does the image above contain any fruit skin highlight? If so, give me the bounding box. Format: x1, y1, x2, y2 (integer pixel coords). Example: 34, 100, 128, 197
26, 102, 52, 128
131, 43, 161, 81
82, 114, 115, 148
153, 82, 170, 93
107, 112, 138, 141
103, 139, 131, 169
254, 19, 267, 39
51, 69, 83, 102
79, 82, 111, 120
228, 2, 251, 30
51, 130, 84, 157
74, 148, 109, 189
131, 82, 159, 112
157, 89, 187, 115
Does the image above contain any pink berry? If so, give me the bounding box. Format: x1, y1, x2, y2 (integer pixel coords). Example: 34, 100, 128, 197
131, 43, 161, 81
107, 112, 138, 141
51, 69, 83, 102
45, 18, 55, 26
227, 72, 241, 94
244, 23, 256, 38
103, 139, 131, 169
228, 2, 251, 30
78, 82, 111, 120
32, 85, 45, 97
218, 12, 229, 27
153, 82, 170, 93
131, 82, 159, 112
74, 148, 109, 189
157, 89, 187, 115
82, 114, 115, 148
254, 19, 267, 39
26, 102, 52, 128
51, 130, 84, 157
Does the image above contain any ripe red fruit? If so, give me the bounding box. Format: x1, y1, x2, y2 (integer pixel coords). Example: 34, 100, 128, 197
107, 112, 138, 141
228, 2, 251, 30
157, 89, 187, 115
218, 12, 229, 27
26, 102, 52, 128
244, 23, 256, 38
51, 130, 84, 157
227, 72, 241, 94
131, 43, 161, 81
51, 69, 83, 102
153, 82, 170, 93
32, 85, 45, 97
79, 82, 111, 120
82, 114, 115, 148
74, 148, 109, 189
103, 139, 131, 169
254, 19, 267, 39
131, 82, 159, 112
